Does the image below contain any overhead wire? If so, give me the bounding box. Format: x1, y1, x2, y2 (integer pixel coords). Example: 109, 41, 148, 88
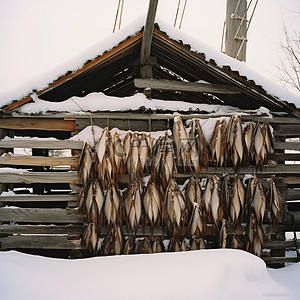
119, 0, 125, 30
174, 0, 181, 27
179, 0, 188, 29
113, 0, 121, 33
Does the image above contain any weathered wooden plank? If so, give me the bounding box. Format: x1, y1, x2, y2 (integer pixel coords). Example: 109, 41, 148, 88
0, 171, 79, 184
9, 112, 300, 125
76, 118, 167, 133
0, 118, 76, 131
263, 257, 299, 263
140, 0, 158, 65
286, 212, 300, 224
264, 239, 300, 249
0, 207, 85, 223
0, 139, 83, 149
0, 154, 79, 168
284, 177, 300, 184
0, 194, 77, 203
0, 224, 84, 235
274, 142, 300, 150
270, 153, 300, 161
0, 235, 81, 249
134, 78, 241, 94
286, 189, 300, 201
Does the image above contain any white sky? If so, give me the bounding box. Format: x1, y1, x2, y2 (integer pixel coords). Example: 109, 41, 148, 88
0, 0, 299, 97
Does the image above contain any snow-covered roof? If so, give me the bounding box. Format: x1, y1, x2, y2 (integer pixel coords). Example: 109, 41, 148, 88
1, 16, 299, 113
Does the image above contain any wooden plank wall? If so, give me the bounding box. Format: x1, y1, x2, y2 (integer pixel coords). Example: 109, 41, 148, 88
0, 114, 299, 264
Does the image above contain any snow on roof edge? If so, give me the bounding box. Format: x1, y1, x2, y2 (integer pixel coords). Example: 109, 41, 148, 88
155, 17, 300, 109
0, 15, 146, 109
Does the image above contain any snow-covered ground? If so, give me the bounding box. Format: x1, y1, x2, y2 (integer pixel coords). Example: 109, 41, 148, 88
0, 249, 299, 300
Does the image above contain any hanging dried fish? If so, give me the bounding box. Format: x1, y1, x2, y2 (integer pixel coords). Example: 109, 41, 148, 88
173, 116, 191, 171
221, 175, 231, 221
81, 222, 99, 256
251, 178, 266, 224
152, 135, 164, 176
123, 236, 135, 255
164, 178, 187, 234
269, 178, 280, 225
262, 123, 275, 156
230, 234, 243, 249
134, 237, 152, 254
252, 123, 267, 170
203, 177, 214, 223
209, 119, 227, 167
190, 238, 206, 250
78, 142, 93, 188
243, 122, 254, 164
219, 219, 227, 248
113, 131, 126, 178
167, 237, 186, 252
123, 132, 132, 173
152, 236, 165, 253
139, 132, 150, 177
189, 120, 200, 174
101, 225, 124, 255
229, 176, 245, 225
188, 202, 206, 238
129, 133, 140, 181
232, 116, 244, 170
124, 181, 142, 234
210, 175, 223, 228
164, 133, 175, 184
104, 185, 121, 226
143, 178, 163, 232
246, 212, 264, 257
95, 128, 109, 182
185, 176, 196, 215
195, 119, 209, 170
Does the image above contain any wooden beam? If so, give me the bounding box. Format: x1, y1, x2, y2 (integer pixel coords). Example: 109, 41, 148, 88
0, 207, 85, 223
263, 257, 299, 263
0, 235, 81, 249
0, 194, 76, 203
0, 118, 76, 131
274, 142, 300, 150
0, 154, 79, 168
264, 239, 300, 249
0, 139, 83, 149
0, 224, 84, 235
134, 78, 242, 94
140, 0, 158, 65
0, 171, 79, 184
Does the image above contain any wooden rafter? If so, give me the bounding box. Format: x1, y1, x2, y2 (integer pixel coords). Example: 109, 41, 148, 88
134, 78, 242, 94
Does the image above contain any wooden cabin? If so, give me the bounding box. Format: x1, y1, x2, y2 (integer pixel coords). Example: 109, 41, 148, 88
0, 14, 299, 267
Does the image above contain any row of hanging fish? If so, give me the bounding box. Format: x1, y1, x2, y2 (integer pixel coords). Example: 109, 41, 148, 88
82, 223, 264, 257
78, 116, 275, 190
80, 174, 280, 257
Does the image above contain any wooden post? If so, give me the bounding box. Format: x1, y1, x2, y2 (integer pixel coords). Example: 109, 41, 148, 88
225, 0, 247, 61
140, 0, 158, 66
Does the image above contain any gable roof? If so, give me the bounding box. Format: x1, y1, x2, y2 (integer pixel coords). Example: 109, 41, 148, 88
1, 17, 299, 116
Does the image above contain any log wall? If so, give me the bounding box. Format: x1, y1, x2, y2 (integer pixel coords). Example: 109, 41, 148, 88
0, 113, 299, 264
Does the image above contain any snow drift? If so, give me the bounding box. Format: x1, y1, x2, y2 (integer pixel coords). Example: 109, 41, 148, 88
0, 249, 298, 300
